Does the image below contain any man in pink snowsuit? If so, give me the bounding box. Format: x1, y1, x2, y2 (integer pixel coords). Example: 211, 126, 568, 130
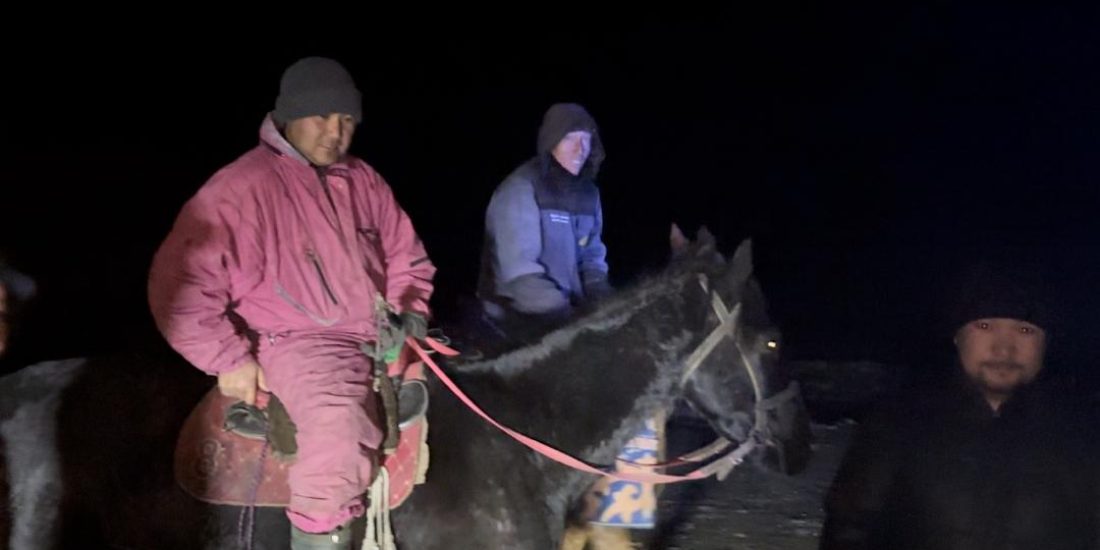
148, 57, 435, 549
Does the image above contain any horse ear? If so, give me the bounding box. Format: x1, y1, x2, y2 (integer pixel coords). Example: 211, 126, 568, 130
697, 226, 716, 247
670, 223, 690, 256
695, 225, 718, 257
728, 238, 754, 286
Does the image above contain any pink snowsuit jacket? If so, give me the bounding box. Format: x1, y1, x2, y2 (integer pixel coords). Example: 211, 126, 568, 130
148, 115, 435, 376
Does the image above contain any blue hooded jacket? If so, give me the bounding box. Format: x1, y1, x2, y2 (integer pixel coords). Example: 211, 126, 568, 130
479, 103, 610, 317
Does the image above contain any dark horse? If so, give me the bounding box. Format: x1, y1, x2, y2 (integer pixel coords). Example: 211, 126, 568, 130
0, 229, 811, 549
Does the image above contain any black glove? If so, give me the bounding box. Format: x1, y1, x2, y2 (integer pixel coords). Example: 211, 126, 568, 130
401, 311, 428, 341
367, 311, 429, 363
582, 270, 614, 302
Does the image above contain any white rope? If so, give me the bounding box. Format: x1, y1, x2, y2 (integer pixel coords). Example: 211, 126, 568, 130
361, 467, 396, 550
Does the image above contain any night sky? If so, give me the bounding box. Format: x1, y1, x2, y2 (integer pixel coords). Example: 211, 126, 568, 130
3, 8, 1100, 387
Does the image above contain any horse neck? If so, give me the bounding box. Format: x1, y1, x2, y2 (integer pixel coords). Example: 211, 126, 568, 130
465, 272, 705, 486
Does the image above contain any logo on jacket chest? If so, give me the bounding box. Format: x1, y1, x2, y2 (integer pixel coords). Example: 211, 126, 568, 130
548, 212, 571, 225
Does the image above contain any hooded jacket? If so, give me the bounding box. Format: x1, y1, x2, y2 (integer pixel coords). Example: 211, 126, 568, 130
479, 103, 609, 317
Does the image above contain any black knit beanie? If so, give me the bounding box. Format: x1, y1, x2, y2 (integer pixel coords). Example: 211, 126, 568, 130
273, 57, 362, 125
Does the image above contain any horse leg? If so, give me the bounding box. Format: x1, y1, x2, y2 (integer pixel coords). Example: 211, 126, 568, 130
560, 524, 590, 550
560, 524, 637, 550
588, 525, 635, 550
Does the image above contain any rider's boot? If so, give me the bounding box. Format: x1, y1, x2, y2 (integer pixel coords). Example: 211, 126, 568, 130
290, 522, 352, 550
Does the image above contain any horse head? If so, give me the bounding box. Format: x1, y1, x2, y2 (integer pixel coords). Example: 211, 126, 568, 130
669, 225, 813, 475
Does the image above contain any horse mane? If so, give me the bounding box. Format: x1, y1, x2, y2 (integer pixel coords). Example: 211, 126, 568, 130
454, 254, 709, 379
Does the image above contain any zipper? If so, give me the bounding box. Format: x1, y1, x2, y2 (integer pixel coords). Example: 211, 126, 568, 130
317, 168, 340, 223
274, 283, 339, 326
306, 248, 340, 306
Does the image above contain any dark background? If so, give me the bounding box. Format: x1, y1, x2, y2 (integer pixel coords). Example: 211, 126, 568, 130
3, 7, 1100, 388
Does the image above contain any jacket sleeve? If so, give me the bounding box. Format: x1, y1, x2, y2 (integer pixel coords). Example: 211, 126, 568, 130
485, 176, 546, 283
579, 191, 610, 291
369, 172, 436, 318
819, 405, 900, 550
147, 179, 263, 375
484, 176, 569, 314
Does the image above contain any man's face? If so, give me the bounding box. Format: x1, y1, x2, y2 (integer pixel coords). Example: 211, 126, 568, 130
956, 317, 1046, 400
551, 130, 592, 176
284, 113, 357, 167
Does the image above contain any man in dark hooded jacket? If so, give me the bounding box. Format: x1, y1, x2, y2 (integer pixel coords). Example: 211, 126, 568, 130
478, 102, 611, 325
479, 104, 655, 547
0, 257, 35, 359
819, 261, 1099, 550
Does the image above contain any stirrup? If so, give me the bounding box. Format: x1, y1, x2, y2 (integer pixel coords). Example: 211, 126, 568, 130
223, 402, 267, 441
397, 379, 428, 430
